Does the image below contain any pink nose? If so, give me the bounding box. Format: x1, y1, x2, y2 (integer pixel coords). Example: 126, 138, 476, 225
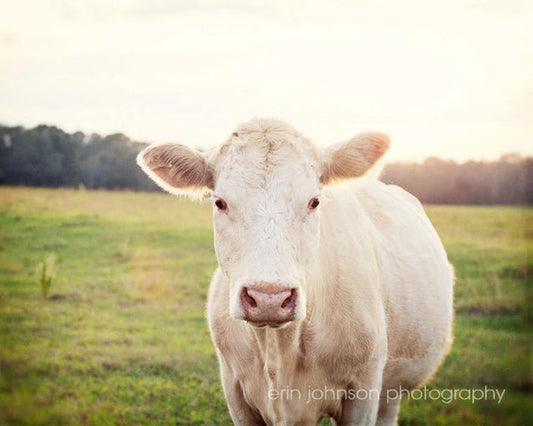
240, 286, 298, 325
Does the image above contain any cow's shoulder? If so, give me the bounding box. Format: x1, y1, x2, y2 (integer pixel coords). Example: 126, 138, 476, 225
360, 180, 423, 211
354, 180, 428, 228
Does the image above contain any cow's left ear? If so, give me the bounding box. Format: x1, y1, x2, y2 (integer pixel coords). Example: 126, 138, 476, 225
320, 132, 390, 184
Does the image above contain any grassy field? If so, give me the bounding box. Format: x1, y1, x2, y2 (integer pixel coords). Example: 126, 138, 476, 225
0, 187, 531, 425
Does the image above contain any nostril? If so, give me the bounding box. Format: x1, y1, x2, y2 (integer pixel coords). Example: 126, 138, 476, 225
281, 288, 297, 310
240, 286, 298, 324
241, 287, 257, 308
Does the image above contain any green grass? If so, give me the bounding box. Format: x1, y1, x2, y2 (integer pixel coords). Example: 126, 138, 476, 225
0, 187, 531, 425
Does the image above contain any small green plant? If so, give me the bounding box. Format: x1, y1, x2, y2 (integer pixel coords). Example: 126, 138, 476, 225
38, 254, 56, 298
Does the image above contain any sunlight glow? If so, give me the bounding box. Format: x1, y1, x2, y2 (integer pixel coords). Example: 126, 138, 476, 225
0, 0, 531, 161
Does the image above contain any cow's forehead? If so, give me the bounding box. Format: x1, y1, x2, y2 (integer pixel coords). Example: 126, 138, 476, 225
211, 118, 320, 187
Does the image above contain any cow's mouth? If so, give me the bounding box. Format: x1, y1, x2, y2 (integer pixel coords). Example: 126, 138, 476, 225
244, 318, 296, 329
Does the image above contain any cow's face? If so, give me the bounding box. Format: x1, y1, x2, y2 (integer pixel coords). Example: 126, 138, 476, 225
137, 118, 388, 327
210, 123, 322, 326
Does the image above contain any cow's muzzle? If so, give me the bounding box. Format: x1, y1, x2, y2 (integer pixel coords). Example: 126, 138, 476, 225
240, 285, 298, 326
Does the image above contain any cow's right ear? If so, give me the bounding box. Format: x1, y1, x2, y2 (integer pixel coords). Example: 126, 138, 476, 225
137, 143, 215, 198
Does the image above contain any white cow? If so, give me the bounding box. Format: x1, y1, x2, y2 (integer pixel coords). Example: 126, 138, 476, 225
137, 118, 454, 425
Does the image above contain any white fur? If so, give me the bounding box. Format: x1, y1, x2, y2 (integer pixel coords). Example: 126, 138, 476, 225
137, 118, 454, 425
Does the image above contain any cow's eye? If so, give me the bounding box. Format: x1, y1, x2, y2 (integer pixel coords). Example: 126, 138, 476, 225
308, 197, 320, 210
214, 198, 228, 211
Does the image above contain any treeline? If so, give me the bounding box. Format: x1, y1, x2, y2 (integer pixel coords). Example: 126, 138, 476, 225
0, 124, 157, 191
0, 124, 531, 204
380, 155, 532, 205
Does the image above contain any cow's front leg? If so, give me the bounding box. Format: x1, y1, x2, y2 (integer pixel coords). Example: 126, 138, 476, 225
219, 358, 265, 425
376, 394, 400, 426
337, 358, 386, 426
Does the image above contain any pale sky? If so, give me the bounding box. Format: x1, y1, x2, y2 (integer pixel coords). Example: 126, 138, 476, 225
1, 0, 531, 161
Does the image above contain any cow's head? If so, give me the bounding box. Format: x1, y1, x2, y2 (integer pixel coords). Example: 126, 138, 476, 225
137, 118, 388, 327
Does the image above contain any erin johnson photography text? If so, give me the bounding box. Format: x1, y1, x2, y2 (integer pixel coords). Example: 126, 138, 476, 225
268, 386, 506, 405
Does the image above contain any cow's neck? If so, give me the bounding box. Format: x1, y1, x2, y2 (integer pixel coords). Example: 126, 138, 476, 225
251, 322, 306, 387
